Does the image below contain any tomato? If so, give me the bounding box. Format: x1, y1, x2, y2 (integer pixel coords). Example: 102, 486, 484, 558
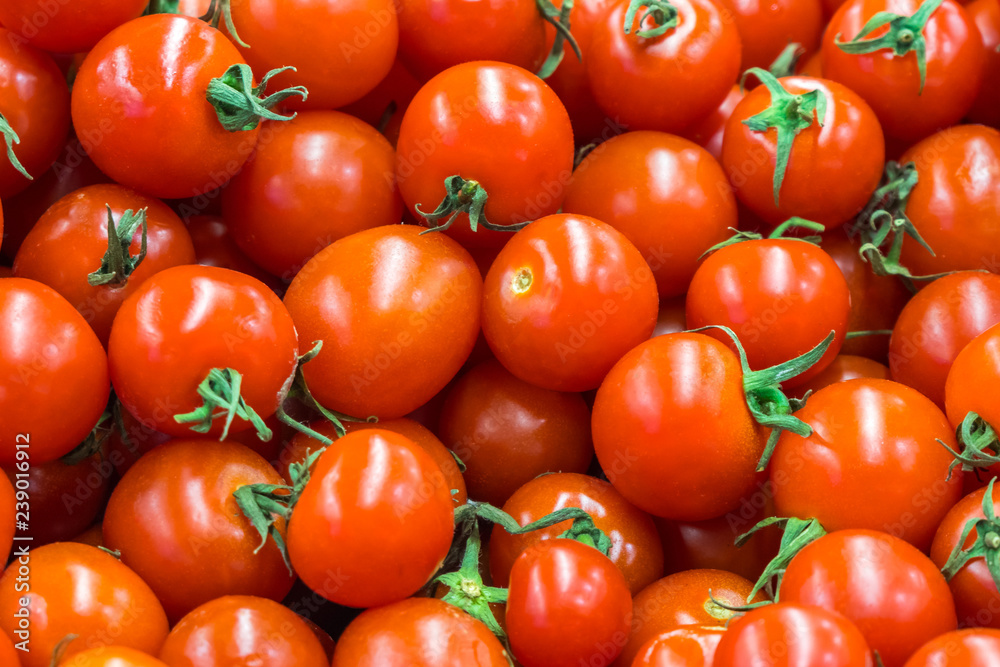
889, 271, 1000, 408
966, 0, 1000, 127
60, 648, 167, 667
437, 358, 593, 506
718, 0, 824, 70
904, 629, 1000, 666
222, 111, 402, 281
338, 59, 422, 147
713, 603, 875, 666
13, 184, 196, 346
331, 597, 510, 666
895, 125, 1000, 276
793, 354, 891, 396
686, 238, 851, 387
631, 627, 726, 667
586, 0, 741, 134
489, 472, 664, 595
0, 630, 18, 667
0, 473, 12, 560
183, 215, 282, 292
506, 539, 633, 667
681, 85, 744, 161
821, 0, 984, 142
0, 0, 146, 52
396, 61, 574, 248
564, 132, 737, 299
771, 378, 963, 550
158, 596, 328, 667
0, 28, 70, 199
283, 225, 481, 419
0, 278, 109, 466
482, 214, 658, 391
946, 322, 1000, 437
103, 440, 295, 622
0, 543, 168, 667
288, 429, 454, 608
653, 295, 688, 337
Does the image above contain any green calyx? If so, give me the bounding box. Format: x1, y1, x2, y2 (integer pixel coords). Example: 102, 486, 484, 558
741, 68, 827, 207
0, 111, 32, 183
144, 0, 180, 14
740, 516, 827, 602
623, 0, 679, 38
88, 206, 148, 288
833, 0, 943, 94
416, 176, 529, 236
937, 412, 1000, 479
941, 477, 1000, 591
174, 367, 273, 441
768, 42, 806, 78
201, 0, 249, 48
436, 523, 510, 643
61, 394, 116, 465
206, 64, 307, 132
699, 217, 825, 259
536, 0, 583, 79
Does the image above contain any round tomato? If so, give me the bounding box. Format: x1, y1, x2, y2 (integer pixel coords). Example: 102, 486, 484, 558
719, 0, 824, 70
966, 0, 1000, 127
0, 0, 146, 53
904, 629, 1000, 666
631, 627, 726, 667
681, 85, 744, 160
946, 322, 1000, 435
183, 215, 282, 291
792, 354, 891, 396
59, 647, 167, 667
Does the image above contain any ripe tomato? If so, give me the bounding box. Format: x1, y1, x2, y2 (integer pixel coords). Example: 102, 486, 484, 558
631, 627, 726, 667
331, 597, 510, 666
0, 630, 18, 667
59, 648, 167, 667
904, 629, 1000, 666
889, 271, 1000, 408
158, 596, 328, 667
13, 184, 196, 346
946, 322, 1000, 436
564, 132, 737, 298
482, 214, 658, 391
0, 0, 146, 53
0, 543, 169, 667
103, 440, 295, 622
183, 215, 282, 292
0, 278, 109, 466
283, 225, 481, 419
0, 28, 70, 199
586, 0, 741, 133
793, 354, 891, 396
682, 85, 744, 160
719, 0, 824, 70
713, 603, 875, 666
396, 62, 574, 248
686, 238, 851, 387
506, 539, 633, 667
771, 378, 963, 550
966, 0, 1000, 127
821, 0, 984, 142
489, 472, 664, 595
288, 429, 454, 608
221, 111, 402, 280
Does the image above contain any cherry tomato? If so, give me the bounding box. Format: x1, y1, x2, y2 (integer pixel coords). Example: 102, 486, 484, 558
0, 0, 146, 53
966, 0, 1000, 127
283, 225, 482, 419
771, 378, 963, 550
158, 595, 328, 667
506, 539, 633, 667
564, 132, 737, 298
0, 278, 109, 466
183, 215, 282, 292
59, 647, 167, 667
0, 543, 169, 667
681, 85, 744, 160
719, 0, 824, 70
792, 354, 891, 396
631, 627, 726, 667
946, 321, 1000, 437
222, 111, 402, 280
103, 440, 295, 622
904, 629, 1000, 666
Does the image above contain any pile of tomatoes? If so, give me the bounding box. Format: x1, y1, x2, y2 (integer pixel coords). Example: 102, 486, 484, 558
1, 0, 1000, 664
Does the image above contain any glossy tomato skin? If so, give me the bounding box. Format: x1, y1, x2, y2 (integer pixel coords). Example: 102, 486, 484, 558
103, 440, 295, 623
489, 472, 664, 595
772, 379, 963, 550
482, 214, 658, 392
288, 429, 454, 608
781, 530, 958, 667
889, 271, 1000, 408
222, 111, 403, 280
60, 647, 167, 667
396, 62, 574, 248
587, 0, 741, 133
158, 596, 328, 667
0, 278, 109, 466
0, 28, 70, 199
822, 0, 984, 142
183, 215, 282, 292
686, 238, 851, 387
897, 126, 1000, 276
506, 540, 633, 667
0, 0, 146, 53
0, 631, 19, 667
967, 0, 1000, 126
713, 603, 875, 667
283, 225, 482, 419
946, 322, 1000, 434
13, 184, 196, 345
722, 76, 884, 229
904, 629, 1000, 666
792, 354, 891, 396
681, 85, 744, 160
72, 15, 260, 200
564, 132, 737, 298
0, 543, 169, 667
331, 597, 510, 666
631, 627, 726, 667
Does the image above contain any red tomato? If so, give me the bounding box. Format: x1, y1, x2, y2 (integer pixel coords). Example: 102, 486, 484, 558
396, 61, 574, 248
718, 0, 824, 70
506, 539, 633, 667
103, 440, 295, 622
60, 647, 167, 667
183, 215, 282, 292
631, 627, 726, 667
946, 322, 1000, 435
564, 132, 737, 298
681, 85, 744, 160
771, 378, 963, 550
0, 0, 146, 52
792, 354, 891, 396
482, 214, 659, 391
966, 0, 1000, 126
586, 0, 742, 133
904, 629, 1000, 666
0, 543, 169, 667
157, 596, 328, 667
0, 278, 109, 466
222, 111, 402, 280
821, 0, 984, 142
331, 597, 510, 666
889, 271, 1000, 408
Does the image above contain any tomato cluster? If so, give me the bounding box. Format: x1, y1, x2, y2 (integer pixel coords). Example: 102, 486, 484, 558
1, 0, 1000, 665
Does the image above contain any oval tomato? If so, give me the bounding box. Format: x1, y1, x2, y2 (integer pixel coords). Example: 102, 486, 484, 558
904, 629, 1000, 666
631, 627, 726, 667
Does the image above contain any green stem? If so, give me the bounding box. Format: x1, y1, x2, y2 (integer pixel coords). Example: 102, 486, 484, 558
0, 111, 31, 183
206, 64, 307, 132
699, 218, 824, 260
623, 0, 680, 38
416, 176, 529, 235
144, 0, 180, 14
739, 516, 827, 602
768, 42, 806, 78
937, 412, 1000, 479
941, 477, 1000, 594
845, 329, 893, 339
174, 367, 273, 441
437, 523, 510, 643
87, 206, 148, 288
536, 0, 582, 79
200, 0, 249, 47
